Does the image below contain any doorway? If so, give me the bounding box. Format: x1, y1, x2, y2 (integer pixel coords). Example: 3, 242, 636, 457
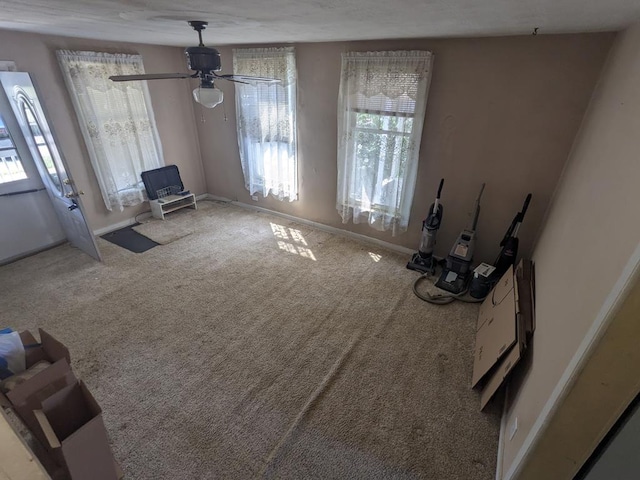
0, 72, 101, 263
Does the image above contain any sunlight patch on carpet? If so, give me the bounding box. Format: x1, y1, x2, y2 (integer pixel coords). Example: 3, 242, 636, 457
368, 252, 382, 262
271, 222, 317, 261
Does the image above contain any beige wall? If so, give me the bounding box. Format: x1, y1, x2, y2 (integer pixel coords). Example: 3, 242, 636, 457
0, 31, 612, 256
517, 270, 640, 480
501, 22, 640, 479
0, 29, 205, 233
197, 33, 612, 262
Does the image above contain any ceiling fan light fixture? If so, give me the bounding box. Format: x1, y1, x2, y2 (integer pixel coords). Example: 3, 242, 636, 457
193, 85, 223, 108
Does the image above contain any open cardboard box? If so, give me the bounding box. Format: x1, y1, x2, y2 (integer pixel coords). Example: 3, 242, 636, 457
0, 328, 71, 408
1, 329, 123, 478
34, 380, 119, 480
0, 329, 80, 455
471, 259, 535, 409
8, 358, 77, 448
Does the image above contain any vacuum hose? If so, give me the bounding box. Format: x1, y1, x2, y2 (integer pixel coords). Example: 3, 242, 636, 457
412, 272, 485, 305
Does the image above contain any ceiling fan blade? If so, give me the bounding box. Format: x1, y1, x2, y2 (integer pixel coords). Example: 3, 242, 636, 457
216, 77, 249, 85
109, 73, 192, 82
215, 74, 281, 84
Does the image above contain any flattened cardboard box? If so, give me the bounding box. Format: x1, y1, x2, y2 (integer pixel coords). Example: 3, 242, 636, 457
34, 381, 119, 480
472, 265, 517, 387
471, 260, 534, 410
515, 259, 535, 337
479, 306, 527, 409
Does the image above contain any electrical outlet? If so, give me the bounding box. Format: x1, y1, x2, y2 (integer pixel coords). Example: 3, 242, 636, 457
251, 195, 258, 201
509, 417, 518, 441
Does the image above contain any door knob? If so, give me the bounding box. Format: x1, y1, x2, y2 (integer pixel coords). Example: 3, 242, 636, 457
64, 190, 84, 198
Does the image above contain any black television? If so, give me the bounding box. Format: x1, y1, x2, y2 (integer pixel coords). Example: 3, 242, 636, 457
140, 165, 184, 200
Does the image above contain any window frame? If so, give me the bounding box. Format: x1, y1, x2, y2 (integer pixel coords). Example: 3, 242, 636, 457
233, 47, 298, 202
336, 50, 433, 234
0, 130, 28, 185
348, 110, 414, 214
57, 50, 164, 212
0, 98, 43, 196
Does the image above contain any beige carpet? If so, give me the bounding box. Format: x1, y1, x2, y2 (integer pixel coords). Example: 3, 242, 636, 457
132, 201, 216, 244
0, 200, 501, 479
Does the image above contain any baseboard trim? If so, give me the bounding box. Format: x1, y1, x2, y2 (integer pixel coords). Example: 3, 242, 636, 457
501, 239, 640, 480
202, 194, 415, 256
1, 240, 67, 266
93, 218, 137, 237
93, 194, 210, 237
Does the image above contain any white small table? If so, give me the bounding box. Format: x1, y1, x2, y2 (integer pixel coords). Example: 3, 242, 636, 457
150, 193, 197, 220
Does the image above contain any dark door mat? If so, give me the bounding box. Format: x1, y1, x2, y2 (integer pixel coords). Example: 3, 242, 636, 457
101, 223, 159, 253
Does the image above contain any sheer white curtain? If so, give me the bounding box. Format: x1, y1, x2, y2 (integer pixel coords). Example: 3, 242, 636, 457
337, 51, 433, 235
57, 51, 164, 211
233, 47, 297, 201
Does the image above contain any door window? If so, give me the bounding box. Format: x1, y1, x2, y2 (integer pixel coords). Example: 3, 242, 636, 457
18, 96, 63, 194
0, 114, 27, 184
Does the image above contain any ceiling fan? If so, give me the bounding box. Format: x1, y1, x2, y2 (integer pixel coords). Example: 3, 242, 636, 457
109, 20, 279, 108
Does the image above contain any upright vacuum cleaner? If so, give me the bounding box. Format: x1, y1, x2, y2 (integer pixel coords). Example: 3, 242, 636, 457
435, 183, 486, 295
407, 178, 445, 274
468, 193, 532, 298
493, 193, 532, 277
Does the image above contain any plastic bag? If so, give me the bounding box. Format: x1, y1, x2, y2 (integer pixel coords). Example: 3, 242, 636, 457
0, 328, 26, 380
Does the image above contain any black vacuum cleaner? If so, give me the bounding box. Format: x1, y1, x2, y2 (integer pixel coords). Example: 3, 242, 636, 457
407, 178, 444, 275
468, 193, 532, 298
434, 183, 486, 295
493, 193, 532, 277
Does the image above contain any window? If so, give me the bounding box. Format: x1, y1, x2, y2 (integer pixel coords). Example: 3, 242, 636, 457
0, 115, 27, 184
233, 47, 297, 201
57, 51, 164, 211
337, 51, 433, 235
18, 94, 63, 194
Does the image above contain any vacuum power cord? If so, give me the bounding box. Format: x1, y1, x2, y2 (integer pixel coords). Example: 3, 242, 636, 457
412, 273, 485, 305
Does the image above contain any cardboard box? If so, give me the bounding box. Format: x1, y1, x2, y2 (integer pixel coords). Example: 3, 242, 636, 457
8, 358, 77, 446
471, 259, 535, 409
0, 328, 70, 408
0, 329, 77, 450
1, 329, 122, 479
515, 259, 536, 337
34, 381, 119, 480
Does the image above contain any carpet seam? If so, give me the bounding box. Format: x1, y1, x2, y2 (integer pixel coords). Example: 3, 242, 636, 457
259, 333, 363, 478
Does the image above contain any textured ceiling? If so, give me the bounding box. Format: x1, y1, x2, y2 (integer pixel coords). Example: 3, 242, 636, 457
0, 0, 638, 46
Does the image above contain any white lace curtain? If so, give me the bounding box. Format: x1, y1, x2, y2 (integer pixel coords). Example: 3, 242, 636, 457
337, 51, 433, 235
233, 47, 297, 201
57, 50, 164, 211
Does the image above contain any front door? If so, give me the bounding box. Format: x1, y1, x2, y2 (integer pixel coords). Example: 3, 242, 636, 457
0, 72, 101, 261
